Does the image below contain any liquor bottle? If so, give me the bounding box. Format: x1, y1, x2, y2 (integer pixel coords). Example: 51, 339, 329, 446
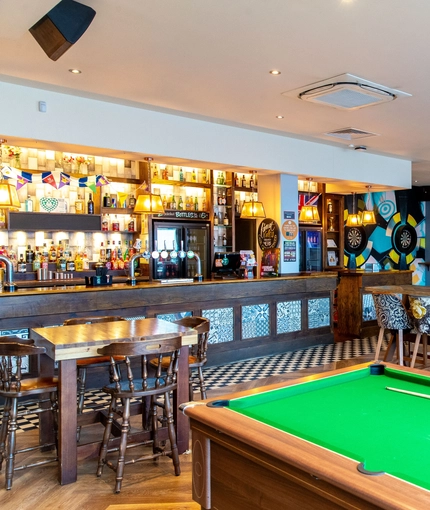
162, 195, 167, 209
235, 199, 240, 214
112, 215, 120, 231
87, 193, 94, 214
106, 240, 112, 261
194, 196, 198, 211
8, 246, 17, 271
25, 195, 33, 212
128, 194, 136, 208
102, 214, 109, 231
33, 249, 41, 272
49, 241, 57, 262
82, 249, 90, 270
25, 244, 34, 264
66, 253, 75, 272
222, 233, 227, 246
74, 251, 83, 271
171, 195, 177, 210
214, 212, 219, 225
103, 193, 111, 207
17, 256, 26, 273
42, 243, 49, 265
249, 174, 255, 189
178, 196, 184, 210
234, 173, 240, 187
57, 240, 64, 260
99, 242, 106, 262
192, 169, 197, 182
117, 241, 125, 270
202, 196, 207, 211
241, 175, 247, 188
75, 195, 84, 214
128, 216, 136, 232
223, 213, 229, 226
111, 241, 119, 270
179, 167, 184, 182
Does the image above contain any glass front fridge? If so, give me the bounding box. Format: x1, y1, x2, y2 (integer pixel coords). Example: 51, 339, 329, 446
152, 220, 210, 280
299, 227, 322, 272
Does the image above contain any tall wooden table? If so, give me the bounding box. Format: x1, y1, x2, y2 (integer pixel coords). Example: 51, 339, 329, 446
363, 284, 430, 297
31, 318, 197, 485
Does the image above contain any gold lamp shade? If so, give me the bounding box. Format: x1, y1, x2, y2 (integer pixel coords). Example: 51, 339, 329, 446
345, 213, 362, 227
240, 200, 266, 219
133, 193, 165, 214
361, 209, 376, 225
299, 205, 320, 223
0, 180, 21, 209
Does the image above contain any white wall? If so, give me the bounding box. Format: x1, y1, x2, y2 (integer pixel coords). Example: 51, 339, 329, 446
0, 80, 411, 189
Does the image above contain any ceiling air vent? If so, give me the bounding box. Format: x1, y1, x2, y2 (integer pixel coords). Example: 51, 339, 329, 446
324, 127, 378, 141
282, 73, 411, 111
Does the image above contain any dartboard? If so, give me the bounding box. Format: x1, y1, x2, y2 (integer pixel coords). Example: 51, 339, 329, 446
393, 224, 417, 254
347, 227, 363, 250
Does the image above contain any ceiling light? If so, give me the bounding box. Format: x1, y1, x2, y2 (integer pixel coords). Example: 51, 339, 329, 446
69, 68, 82, 74
269, 70, 281, 75
276, 115, 284, 119
240, 171, 266, 219
346, 192, 362, 227
299, 178, 320, 224
362, 186, 376, 225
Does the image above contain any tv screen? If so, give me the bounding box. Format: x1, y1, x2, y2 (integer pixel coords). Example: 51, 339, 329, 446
212, 252, 242, 277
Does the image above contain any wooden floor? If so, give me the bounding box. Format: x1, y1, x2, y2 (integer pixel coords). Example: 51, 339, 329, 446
1, 351, 420, 510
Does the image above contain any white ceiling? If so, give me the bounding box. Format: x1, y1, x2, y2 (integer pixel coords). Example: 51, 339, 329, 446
2, 0, 430, 187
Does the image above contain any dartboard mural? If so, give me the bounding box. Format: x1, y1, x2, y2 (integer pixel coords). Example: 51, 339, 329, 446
344, 189, 425, 284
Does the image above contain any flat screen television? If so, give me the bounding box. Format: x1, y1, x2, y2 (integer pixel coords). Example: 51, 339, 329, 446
212, 252, 242, 278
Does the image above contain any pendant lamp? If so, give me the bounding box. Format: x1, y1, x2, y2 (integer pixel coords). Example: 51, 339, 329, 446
0, 171, 21, 210
133, 192, 165, 214
346, 192, 362, 227
299, 178, 320, 223
240, 171, 266, 218
361, 185, 376, 225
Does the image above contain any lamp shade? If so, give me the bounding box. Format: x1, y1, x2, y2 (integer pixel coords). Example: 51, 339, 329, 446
133, 193, 164, 214
0, 181, 21, 209
362, 210, 376, 225
346, 213, 362, 227
299, 205, 320, 223
240, 200, 266, 219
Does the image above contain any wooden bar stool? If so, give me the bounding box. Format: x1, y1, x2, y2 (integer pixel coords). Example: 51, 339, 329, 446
372, 293, 414, 366
96, 337, 182, 493
0, 337, 58, 490
63, 316, 126, 440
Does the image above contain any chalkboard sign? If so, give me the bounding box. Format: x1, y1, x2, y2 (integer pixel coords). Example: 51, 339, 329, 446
258, 218, 279, 250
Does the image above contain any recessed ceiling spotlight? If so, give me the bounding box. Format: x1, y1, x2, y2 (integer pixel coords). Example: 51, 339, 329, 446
69, 68, 82, 74
354, 146, 367, 151
269, 70, 281, 75
275, 115, 284, 119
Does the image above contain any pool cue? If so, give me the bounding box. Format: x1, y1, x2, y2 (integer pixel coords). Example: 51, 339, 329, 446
386, 386, 430, 400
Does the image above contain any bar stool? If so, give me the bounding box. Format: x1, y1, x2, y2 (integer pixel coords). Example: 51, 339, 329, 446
407, 295, 430, 368
96, 337, 182, 493
63, 316, 126, 440
372, 293, 414, 365
150, 317, 210, 400
0, 337, 58, 490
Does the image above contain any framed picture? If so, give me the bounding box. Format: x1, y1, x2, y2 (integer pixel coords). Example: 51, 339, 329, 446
327, 239, 337, 248
327, 250, 337, 266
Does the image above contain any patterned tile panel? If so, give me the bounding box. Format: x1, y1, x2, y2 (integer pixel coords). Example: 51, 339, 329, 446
156, 311, 192, 322
362, 293, 377, 322
242, 303, 270, 339
308, 297, 330, 329
202, 308, 234, 344
277, 300, 302, 334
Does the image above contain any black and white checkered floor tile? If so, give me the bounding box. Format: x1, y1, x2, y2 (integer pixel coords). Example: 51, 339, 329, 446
3, 336, 385, 433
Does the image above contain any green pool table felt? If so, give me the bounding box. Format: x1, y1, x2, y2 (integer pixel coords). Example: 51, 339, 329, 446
229, 365, 430, 491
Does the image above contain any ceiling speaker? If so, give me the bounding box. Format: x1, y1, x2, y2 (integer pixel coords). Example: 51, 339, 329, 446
29, 0, 96, 61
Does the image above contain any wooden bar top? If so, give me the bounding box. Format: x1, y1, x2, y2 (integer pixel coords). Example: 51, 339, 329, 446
364, 285, 430, 296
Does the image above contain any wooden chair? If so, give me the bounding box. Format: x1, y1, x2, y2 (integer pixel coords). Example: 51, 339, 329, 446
0, 337, 58, 490
150, 317, 210, 400
96, 337, 182, 493
372, 293, 414, 365
63, 316, 126, 440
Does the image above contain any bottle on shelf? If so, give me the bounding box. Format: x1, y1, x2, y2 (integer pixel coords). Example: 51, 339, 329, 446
75, 195, 84, 214
128, 215, 136, 232
117, 241, 125, 270
192, 169, 197, 182
66, 253, 75, 272
222, 233, 227, 246
57, 240, 64, 260
223, 212, 229, 226
128, 194, 136, 208
171, 195, 177, 210
25, 195, 33, 212
194, 196, 198, 211
75, 250, 83, 271
33, 248, 41, 272
214, 212, 219, 225
241, 175, 247, 188
99, 242, 106, 262
25, 244, 34, 264
57, 249, 66, 272
103, 193, 111, 207
41, 243, 49, 268
102, 213, 109, 231
112, 215, 120, 231
17, 256, 26, 273
106, 240, 112, 261
234, 173, 240, 187
249, 174, 255, 189
179, 167, 184, 182
235, 199, 240, 214
49, 241, 57, 262
178, 196, 184, 210
202, 195, 207, 211
87, 193, 94, 214
82, 248, 90, 270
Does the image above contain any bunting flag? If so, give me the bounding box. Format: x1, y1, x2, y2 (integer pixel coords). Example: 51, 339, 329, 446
16, 171, 33, 190
42, 171, 58, 189
78, 177, 88, 187
58, 172, 71, 189
1, 165, 15, 178
96, 175, 110, 186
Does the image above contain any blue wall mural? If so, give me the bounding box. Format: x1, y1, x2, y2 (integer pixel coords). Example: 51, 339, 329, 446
344, 189, 425, 285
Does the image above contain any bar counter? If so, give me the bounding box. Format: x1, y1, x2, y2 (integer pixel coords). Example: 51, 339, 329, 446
0, 272, 337, 366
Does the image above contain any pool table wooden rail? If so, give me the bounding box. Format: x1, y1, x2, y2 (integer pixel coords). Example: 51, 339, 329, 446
183, 362, 430, 510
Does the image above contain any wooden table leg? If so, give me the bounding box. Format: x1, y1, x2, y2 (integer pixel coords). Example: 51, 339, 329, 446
58, 359, 78, 485
175, 345, 190, 454
38, 353, 55, 447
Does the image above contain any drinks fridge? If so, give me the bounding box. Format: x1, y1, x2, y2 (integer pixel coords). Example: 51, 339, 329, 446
152, 220, 210, 280
299, 227, 322, 272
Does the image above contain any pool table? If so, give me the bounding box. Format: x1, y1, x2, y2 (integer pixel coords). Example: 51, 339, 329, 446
182, 362, 430, 510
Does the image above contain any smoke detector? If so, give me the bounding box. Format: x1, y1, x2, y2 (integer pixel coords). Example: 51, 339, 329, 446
282, 73, 411, 110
